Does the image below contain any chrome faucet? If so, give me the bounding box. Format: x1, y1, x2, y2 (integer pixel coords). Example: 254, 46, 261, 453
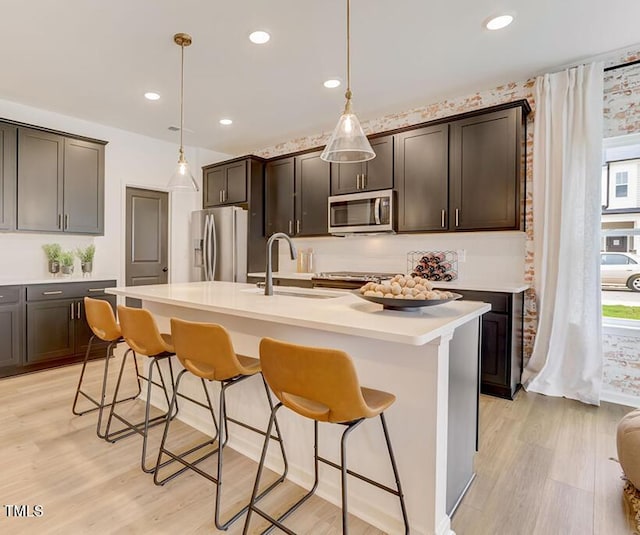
265, 232, 297, 296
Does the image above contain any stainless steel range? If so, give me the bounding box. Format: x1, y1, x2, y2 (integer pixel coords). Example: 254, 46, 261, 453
311, 271, 396, 290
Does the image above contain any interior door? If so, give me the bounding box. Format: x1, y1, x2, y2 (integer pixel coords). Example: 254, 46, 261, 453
125, 187, 169, 290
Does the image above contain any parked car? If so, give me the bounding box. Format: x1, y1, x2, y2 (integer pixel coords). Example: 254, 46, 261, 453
601, 252, 640, 291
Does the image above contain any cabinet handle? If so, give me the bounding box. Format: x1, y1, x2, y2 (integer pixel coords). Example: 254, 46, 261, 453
219, 190, 222, 203
87, 288, 105, 293
455, 209, 460, 227
288, 220, 293, 234
223, 190, 227, 202
76, 302, 81, 320
70, 302, 75, 320
43, 290, 63, 296
441, 209, 446, 228
58, 214, 62, 229
356, 174, 360, 189
362, 174, 367, 189
296, 220, 300, 234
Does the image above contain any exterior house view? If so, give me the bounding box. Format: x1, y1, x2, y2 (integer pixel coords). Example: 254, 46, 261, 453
1, 2, 640, 534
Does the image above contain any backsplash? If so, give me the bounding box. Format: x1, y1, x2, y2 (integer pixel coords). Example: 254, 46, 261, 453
278, 232, 526, 283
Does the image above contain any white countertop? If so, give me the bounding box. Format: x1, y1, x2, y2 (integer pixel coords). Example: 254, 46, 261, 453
0, 275, 118, 286
107, 281, 490, 346
247, 272, 528, 293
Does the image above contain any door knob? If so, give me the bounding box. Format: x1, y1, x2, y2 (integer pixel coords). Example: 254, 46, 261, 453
162, 267, 168, 272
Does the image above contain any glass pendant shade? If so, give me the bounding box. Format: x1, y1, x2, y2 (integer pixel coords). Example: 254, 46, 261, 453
320, 109, 375, 163
168, 153, 199, 191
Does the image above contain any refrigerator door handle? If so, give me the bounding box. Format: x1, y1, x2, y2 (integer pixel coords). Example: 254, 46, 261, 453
231, 209, 237, 282
203, 215, 210, 281
210, 211, 218, 281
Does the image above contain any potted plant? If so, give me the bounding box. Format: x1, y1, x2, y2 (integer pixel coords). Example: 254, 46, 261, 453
59, 250, 75, 276
42, 243, 62, 276
76, 244, 95, 277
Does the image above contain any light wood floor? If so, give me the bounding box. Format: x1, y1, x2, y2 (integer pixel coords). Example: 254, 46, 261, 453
0, 354, 635, 535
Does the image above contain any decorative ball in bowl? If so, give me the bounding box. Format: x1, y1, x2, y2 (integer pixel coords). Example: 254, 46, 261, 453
355, 274, 461, 311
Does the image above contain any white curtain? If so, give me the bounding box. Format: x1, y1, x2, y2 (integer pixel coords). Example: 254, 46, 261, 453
522, 63, 604, 405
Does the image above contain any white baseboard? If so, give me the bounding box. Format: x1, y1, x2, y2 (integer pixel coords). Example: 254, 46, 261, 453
601, 389, 640, 408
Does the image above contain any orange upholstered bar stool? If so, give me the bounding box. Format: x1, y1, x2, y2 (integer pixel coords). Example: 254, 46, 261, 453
104, 305, 177, 473
243, 338, 410, 535
71, 297, 141, 438
153, 318, 287, 530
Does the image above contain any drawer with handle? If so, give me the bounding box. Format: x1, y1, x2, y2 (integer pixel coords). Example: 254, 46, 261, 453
0, 286, 23, 305
26, 280, 116, 302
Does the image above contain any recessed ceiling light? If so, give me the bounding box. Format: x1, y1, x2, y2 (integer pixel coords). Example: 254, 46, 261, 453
485, 14, 514, 30
323, 79, 341, 89
249, 31, 270, 44
144, 92, 161, 101
219, 119, 233, 126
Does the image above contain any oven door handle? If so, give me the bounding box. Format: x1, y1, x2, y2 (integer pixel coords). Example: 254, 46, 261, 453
374, 198, 381, 225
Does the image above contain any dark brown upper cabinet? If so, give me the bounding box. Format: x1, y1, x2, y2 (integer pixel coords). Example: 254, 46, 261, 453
295, 150, 330, 236
203, 159, 247, 207
449, 107, 522, 231
0, 124, 17, 231
330, 135, 393, 195
265, 151, 330, 238
64, 138, 105, 234
395, 125, 449, 232
265, 157, 295, 236
16, 127, 105, 235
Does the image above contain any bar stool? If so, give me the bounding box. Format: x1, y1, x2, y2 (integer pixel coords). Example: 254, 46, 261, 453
71, 297, 141, 439
153, 318, 288, 531
104, 305, 177, 473
243, 338, 410, 535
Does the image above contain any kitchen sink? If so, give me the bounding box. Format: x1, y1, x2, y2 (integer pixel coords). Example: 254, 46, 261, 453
241, 287, 344, 299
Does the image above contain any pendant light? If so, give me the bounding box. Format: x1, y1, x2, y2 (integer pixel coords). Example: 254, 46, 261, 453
320, 0, 375, 163
168, 33, 199, 191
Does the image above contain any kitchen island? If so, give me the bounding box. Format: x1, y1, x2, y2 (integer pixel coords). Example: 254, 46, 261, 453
107, 281, 490, 535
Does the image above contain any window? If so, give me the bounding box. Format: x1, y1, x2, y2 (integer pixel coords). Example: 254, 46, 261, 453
615, 171, 629, 197
601, 253, 636, 265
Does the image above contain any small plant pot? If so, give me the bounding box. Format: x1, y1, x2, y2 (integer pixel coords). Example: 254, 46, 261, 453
81, 261, 93, 277
48, 260, 60, 276
61, 265, 74, 276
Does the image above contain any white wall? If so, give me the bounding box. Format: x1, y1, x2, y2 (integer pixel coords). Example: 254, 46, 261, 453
0, 98, 230, 284
278, 231, 527, 284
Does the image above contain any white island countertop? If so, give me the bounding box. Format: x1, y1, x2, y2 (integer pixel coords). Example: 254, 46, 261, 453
107, 281, 490, 346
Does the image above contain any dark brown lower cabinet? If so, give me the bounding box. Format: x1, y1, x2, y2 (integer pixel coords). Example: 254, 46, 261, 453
456, 289, 524, 399
0, 287, 23, 369
16, 280, 117, 373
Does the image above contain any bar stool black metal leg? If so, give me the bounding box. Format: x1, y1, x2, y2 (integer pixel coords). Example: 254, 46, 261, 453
104, 348, 132, 441
380, 412, 410, 535
167, 356, 179, 419
339, 420, 363, 535
71, 335, 95, 416
141, 357, 159, 473
213, 382, 229, 530
201, 378, 219, 439
262, 376, 289, 481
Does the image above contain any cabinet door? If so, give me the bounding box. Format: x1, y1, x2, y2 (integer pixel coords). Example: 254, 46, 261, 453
17, 128, 64, 232
265, 158, 295, 236
63, 138, 105, 234
331, 162, 364, 195
224, 161, 247, 204
363, 136, 393, 191
204, 166, 226, 207
74, 295, 116, 357
480, 311, 509, 387
395, 125, 448, 232
0, 302, 22, 368
26, 299, 75, 363
295, 151, 330, 236
450, 108, 520, 230
0, 124, 17, 231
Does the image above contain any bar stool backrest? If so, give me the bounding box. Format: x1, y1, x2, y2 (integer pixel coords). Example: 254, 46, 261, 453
259, 337, 375, 424
85, 297, 121, 342
117, 305, 170, 357
170, 318, 249, 381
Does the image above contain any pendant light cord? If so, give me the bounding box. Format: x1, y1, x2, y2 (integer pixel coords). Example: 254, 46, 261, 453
179, 42, 185, 155
345, 0, 352, 108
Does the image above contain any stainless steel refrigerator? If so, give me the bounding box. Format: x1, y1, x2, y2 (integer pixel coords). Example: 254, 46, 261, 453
191, 207, 248, 282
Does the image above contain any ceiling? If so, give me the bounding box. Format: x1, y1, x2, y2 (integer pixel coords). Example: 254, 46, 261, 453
1, 0, 639, 155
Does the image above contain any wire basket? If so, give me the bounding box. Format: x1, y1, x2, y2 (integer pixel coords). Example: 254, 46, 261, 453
407, 250, 458, 282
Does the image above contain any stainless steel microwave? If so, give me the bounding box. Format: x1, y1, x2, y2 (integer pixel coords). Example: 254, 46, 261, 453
328, 189, 395, 235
